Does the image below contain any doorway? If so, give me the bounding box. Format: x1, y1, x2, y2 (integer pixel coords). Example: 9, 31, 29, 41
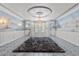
31, 21, 50, 37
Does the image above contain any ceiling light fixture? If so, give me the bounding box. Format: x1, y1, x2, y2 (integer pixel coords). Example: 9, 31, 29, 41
27, 6, 52, 21
0, 17, 10, 29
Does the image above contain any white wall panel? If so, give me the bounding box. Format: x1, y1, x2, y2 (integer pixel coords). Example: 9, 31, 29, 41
56, 30, 79, 46
0, 31, 24, 46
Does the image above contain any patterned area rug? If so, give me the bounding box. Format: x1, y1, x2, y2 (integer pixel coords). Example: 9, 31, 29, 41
13, 37, 65, 53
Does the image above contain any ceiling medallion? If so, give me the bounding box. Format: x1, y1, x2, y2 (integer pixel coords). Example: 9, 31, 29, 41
27, 6, 52, 18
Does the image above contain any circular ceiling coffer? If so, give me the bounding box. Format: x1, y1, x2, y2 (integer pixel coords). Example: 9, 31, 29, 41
27, 6, 52, 17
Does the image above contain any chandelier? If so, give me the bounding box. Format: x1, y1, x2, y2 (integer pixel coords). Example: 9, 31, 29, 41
27, 6, 52, 21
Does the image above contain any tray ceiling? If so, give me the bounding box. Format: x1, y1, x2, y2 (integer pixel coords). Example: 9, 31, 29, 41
1, 3, 76, 21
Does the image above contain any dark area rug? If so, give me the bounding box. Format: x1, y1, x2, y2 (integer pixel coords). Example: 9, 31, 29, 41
13, 37, 65, 53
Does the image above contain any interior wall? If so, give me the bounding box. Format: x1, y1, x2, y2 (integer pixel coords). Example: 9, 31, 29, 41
55, 4, 79, 46
56, 30, 79, 46
0, 30, 24, 46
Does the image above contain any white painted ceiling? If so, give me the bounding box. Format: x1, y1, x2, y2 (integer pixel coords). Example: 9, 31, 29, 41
1, 3, 76, 21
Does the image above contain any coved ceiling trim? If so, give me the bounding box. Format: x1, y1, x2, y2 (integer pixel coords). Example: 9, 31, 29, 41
0, 3, 25, 20
55, 3, 78, 20
0, 3, 78, 21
